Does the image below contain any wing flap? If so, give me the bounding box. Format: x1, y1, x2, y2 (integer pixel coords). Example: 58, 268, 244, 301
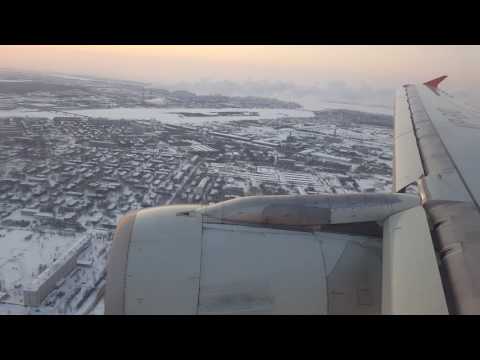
382, 206, 448, 314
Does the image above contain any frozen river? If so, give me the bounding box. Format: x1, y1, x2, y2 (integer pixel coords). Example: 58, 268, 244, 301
0, 102, 394, 125
305, 101, 393, 116
0, 107, 316, 125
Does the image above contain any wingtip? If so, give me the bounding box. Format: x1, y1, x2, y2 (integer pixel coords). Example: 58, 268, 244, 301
424, 75, 448, 89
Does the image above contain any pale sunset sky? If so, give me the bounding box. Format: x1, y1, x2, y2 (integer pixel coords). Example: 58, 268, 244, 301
2, 45, 480, 109
1, 45, 479, 89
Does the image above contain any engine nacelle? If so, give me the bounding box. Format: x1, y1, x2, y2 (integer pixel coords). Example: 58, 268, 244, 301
105, 193, 420, 314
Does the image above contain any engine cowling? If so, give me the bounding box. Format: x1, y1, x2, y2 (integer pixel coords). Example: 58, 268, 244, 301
105, 193, 420, 314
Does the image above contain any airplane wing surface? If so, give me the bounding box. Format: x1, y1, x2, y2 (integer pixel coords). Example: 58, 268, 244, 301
394, 76, 480, 314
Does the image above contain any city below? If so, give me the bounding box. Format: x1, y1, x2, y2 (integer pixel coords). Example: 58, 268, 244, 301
0, 71, 394, 314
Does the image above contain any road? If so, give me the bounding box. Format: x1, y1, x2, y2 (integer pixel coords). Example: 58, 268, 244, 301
166, 158, 203, 205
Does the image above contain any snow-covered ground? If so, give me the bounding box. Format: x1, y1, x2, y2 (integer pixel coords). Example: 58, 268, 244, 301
0, 101, 393, 315
0, 109, 70, 119
0, 226, 83, 303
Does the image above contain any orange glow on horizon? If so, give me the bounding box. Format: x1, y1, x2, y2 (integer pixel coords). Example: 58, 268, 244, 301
0, 45, 479, 90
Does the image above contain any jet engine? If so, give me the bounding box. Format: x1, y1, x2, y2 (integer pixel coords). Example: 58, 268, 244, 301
105, 193, 447, 314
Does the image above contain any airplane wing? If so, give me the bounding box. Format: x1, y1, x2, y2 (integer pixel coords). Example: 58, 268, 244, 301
394, 76, 480, 314
104, 76, 479, 315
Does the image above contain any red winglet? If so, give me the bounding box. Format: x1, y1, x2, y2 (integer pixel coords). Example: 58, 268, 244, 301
424, 75, 448, 89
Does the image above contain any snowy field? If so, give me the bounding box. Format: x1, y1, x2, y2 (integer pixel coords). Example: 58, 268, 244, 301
0, 225, 82, 302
